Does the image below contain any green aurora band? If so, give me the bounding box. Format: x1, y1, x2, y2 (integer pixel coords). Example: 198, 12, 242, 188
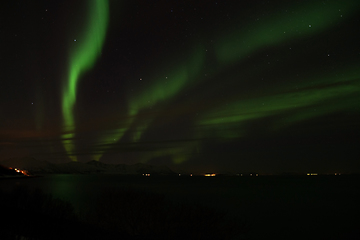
196, 0, 360, 139
215, 0, 360, 65
61, 0, 109, 161
197, 68, 360, 139
94, 48, 206, 161
97, 0, 360, 163
61, 0, 359, 164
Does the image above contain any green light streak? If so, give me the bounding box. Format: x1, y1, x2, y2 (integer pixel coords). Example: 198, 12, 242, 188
150, 148, 190, 165
196, 0, 360, 139
128, 48, 205, 142
132, 122, 149, 142
129, 48, 205, 116
216, 1, 360, 65
95, 48, 205, 161
92, 127, 128, 161
62, 133, 76, 161
61, 0, 109, 160
197, 70, 360, 139
139, 142, 199, 165
92, 47, 206, 162
90, 0, 360, 163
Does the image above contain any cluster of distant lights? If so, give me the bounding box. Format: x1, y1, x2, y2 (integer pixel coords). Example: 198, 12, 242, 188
5, 170, 343, 177
140, 172, 343, 177
307, 173, 342, 176
237, 173, 259, 177
142, 173, 262, 177
307, 173, 318, 176
8, 167, 30, 176
143, 173, 208, 177
204, 173, 216, 177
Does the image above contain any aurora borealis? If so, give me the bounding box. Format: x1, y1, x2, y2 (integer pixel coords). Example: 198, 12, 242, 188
61, 0, 109, 161
1, 0, 360, 173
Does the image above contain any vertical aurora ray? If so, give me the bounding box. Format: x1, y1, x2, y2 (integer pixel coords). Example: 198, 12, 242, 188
61, 0, 109, 161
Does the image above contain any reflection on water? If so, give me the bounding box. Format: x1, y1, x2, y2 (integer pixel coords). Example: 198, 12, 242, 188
1, 174, 360, 239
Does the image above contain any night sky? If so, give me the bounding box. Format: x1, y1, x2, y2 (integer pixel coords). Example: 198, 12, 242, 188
1, 0, 360, 174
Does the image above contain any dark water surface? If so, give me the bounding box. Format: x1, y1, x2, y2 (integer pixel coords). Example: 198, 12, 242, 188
1, 174, 359, 239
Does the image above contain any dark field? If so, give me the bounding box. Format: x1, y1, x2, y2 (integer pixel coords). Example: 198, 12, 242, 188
1, 175, 359, 239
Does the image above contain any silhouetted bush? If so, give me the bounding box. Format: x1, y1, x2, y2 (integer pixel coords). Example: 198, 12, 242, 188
0, 186, 120, 240
86, 188, 249, 240
0, 186, 79, 240
0, 186, 249, 239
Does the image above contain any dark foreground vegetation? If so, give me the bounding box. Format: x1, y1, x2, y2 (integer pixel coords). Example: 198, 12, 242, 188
0, 186, 248, 240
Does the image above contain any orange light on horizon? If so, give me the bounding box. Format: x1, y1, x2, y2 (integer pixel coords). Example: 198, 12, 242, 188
10, 167, 30, 176
205, 173, 216, 177
20, 170, 30, 176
